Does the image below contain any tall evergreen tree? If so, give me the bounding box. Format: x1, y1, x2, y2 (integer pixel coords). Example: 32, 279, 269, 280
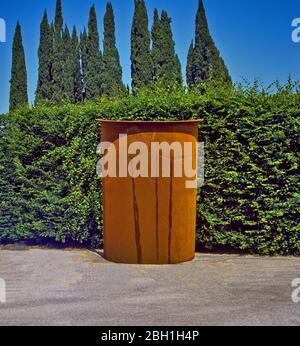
36, 10, 53, 103
174, 54, 183, 85
9, 22, 28, 112
80, 27, 88, 96
160, 11, 181, 85
188, 0, 231, 87
151, 9, 160, 81
193, 0, 209, 84
102, 2, 124, 96
51, 0, 64, 103
54, 0, 63, 31
151, 10, 182, 86
186, 41, 195, 87
131, 0, 152, 91
71, 27, 83, 103
209, 45, 231, 85
62, 26, 73, 102
61, 25, 83, 103
84, 5, 102, 100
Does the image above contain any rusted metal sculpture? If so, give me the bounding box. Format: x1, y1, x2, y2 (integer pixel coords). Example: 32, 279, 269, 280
98, 120, 203, 264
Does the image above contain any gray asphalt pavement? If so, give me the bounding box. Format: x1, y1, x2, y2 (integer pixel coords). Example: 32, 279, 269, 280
0, 247, 299, 326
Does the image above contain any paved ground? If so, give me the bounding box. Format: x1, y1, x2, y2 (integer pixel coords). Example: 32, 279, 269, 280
0, 247, 299, 326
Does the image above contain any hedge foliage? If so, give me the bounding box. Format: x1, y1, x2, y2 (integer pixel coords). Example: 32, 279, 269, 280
0, 85, 299, 254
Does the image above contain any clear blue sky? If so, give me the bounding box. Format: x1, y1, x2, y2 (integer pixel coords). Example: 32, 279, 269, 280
0, 0, 299, 114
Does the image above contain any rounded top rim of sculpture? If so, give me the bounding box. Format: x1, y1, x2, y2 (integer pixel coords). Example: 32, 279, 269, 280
97, 119, 204, 125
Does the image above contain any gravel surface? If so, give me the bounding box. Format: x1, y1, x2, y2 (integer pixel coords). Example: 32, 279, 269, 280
0, 247, 299, 326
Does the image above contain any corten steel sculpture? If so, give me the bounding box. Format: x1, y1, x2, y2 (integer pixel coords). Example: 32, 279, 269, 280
98, 120, 203, 264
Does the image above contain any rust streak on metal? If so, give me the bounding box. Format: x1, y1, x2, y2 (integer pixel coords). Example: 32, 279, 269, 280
168, 160, 173, 264
155, 177, 159, 264
132, 177, 142, 264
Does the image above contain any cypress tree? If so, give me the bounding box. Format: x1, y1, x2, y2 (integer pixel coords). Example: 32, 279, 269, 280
131, 0, 152, 91
52, 0, 64, 104
36, 10, 53, 103
159, 11, 182, 85
193, 0, 209, 84
151, 10, 182, 86
62, 26, 73, 102
80, 27, 88, 95
189, 0, 231, 86
85, 5, 102, 100
174, 54, 183, 85
61, 25, 83, 103
151, 9, 160, 81
71, 27, 83, 103
209, 46, 231, 85
102, 2, 124, 96
186, 41, 195, 87
55, 0, 63, 31
9, 22, 28, 112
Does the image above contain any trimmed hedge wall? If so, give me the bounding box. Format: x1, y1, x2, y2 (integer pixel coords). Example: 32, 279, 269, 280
0, 86, 299, 254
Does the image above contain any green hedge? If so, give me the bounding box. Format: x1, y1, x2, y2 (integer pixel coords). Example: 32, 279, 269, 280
0, 85, 299, 254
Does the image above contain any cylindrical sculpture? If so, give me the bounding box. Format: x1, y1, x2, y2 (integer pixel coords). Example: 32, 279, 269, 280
99, 120, 203, 264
